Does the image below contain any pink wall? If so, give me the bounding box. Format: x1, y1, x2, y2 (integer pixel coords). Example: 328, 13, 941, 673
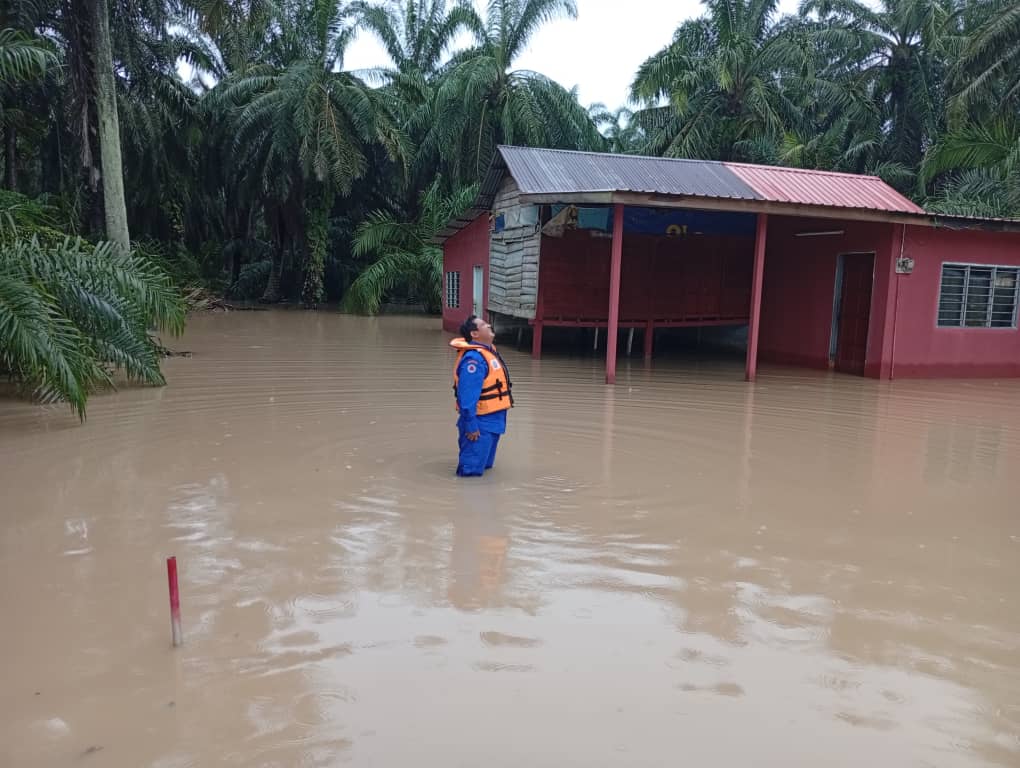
886, 227, 1020, 377
758, 217, 892, 371
441, 215, 489, 333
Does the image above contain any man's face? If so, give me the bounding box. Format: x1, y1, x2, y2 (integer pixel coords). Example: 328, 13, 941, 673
471, 318, 495, 345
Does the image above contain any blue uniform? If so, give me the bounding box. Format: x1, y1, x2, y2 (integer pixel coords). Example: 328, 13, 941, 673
455, 346, 508, 477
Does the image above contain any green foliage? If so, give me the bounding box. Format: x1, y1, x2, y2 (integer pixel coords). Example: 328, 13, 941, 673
926, 169, 1020, 219
424, 0, 606, 184
133, 239, 206, 289
229, 260, 272, 300
344, 179, 476, 315
951, 0, 1020, 116
0, 236, 186, 419
630, 0, 810, 161
589, 104, 643, 154
922, 118, 1020, 217
0, 27, 56, 83
0, 191, 75, 248
4, 0, 1020, 354
0, 188, 54, 235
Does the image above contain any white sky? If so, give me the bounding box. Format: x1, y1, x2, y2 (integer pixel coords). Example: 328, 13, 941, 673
343, 0, 804, 109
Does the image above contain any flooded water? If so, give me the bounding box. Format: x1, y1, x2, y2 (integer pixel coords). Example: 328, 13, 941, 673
2, 311, 1019, 767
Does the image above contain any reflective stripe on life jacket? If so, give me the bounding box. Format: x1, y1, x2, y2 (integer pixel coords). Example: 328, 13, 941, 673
450, 338, 513, 416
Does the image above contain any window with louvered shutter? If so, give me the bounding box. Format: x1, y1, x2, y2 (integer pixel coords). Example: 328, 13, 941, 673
937, 264, 1019, 329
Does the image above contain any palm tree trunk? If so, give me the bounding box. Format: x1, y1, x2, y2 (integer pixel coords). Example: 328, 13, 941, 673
261, 205, 285, 303
88, 0, 130, 253
4, 122, 15, 191
302, 186, 333, 306
262, 250, 283, 302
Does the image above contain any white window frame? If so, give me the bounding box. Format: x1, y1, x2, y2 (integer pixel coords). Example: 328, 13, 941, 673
936, 262, 1019, 329
445, 270, 460, 309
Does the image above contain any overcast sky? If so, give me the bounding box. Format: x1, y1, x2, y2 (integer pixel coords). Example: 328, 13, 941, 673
343, 0, 804, 109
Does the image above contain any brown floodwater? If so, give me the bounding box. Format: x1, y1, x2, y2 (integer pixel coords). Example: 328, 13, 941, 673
1, 311, 1019, 767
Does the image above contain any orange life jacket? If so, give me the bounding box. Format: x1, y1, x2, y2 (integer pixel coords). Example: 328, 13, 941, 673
450, 339, 513, 416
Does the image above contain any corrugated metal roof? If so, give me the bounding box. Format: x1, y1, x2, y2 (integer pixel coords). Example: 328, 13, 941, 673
724, 162, 925, 214
435, 146, 1019, 244
500, 146, 762, 201
499, 146, 926, 214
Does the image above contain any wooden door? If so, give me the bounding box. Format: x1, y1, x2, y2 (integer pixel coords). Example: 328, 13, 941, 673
835, 253, 875, 375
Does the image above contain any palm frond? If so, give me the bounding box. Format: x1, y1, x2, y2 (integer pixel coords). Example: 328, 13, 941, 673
0, 236, 184, 419
0, 27, 56, 83
921, 120, 1020, 183
342, 248, 440, 315
346, 177, 477, 314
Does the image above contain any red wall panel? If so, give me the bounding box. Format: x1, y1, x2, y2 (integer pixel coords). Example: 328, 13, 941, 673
888, 227, 1020, 377
441, 215, 490, 332
757, 218, 891, 371
455, 208, 1020, 378
538, 231, 754, 324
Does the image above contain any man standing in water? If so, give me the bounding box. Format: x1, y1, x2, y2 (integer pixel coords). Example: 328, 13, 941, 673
450, 315, 513, 477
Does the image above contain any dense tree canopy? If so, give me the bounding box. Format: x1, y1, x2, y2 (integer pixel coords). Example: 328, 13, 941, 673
2, 0, 1018, 317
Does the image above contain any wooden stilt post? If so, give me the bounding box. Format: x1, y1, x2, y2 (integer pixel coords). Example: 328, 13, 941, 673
606, 204, 624, 384
746, 213, 768, 382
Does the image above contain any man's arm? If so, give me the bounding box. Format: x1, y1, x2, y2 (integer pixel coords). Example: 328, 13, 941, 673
456, 353, 485, 436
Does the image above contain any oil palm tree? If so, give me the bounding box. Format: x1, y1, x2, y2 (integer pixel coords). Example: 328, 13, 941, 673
950, 0, 1020, 117
344, 179, 476, 314
0, 231, 185, 419
921, 118, 1020, 217
1, 1, 58, 193
352, 0, 481, 205
797, 0, 962, 176
427, 0, 605, 184
204, 0, 409, 303
15, 0, 183, 245
721, 22, 914, 188
630, 0, 808, 161
588, 103, 643, 154
352, 0, 480, 82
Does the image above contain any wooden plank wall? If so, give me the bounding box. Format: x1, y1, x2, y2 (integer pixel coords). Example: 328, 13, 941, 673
488, 177, 541, 320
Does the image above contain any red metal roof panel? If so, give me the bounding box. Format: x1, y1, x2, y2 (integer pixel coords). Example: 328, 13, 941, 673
724, 162, 925, 214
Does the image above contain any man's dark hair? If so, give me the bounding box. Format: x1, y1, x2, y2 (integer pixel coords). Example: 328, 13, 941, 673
459, 314, 479, 342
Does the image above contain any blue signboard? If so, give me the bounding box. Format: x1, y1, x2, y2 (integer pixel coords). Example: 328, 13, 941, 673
550, 204, 756, 236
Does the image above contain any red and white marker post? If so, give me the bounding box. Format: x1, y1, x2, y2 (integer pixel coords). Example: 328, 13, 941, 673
166, 556, 183, 647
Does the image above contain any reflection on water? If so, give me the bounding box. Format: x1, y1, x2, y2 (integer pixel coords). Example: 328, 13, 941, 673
1, 311, 1018, 767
